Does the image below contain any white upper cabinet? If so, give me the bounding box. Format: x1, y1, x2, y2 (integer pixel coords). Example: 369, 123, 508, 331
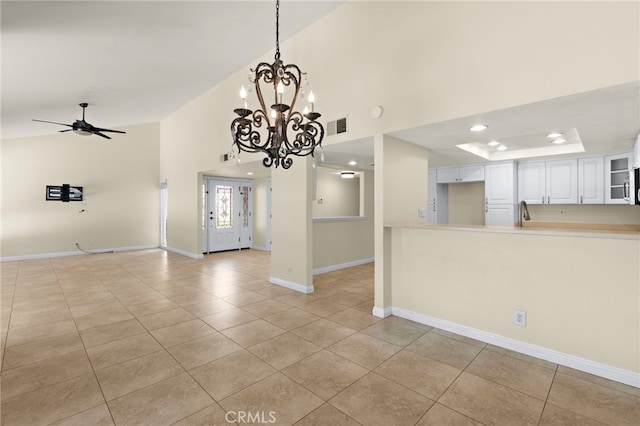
517, 162, 546, 204
578, 157, 604, 204
604, 152, 633, 204
436, 164, 484, 183
485, 162, 515, 205
546, 159, 578, 204
518, 159, 578, 204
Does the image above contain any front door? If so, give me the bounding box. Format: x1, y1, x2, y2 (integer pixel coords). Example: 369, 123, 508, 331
204, 178, 253, 253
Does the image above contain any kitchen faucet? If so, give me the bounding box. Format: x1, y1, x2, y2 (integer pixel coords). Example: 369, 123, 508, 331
518, 200, 531, 228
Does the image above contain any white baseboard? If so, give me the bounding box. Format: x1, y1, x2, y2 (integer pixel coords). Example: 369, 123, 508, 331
163, 246, 204, 260
0, 245, 159, 262
391, 306, 640, 389
372, 306, 392, 318
312, 257, 374, 275
269, 276, 314, 294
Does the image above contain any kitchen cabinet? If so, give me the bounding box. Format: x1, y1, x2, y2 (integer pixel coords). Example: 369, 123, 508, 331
517, 159, 578, 204
484, 162, 516, 226
486, 204, 515, 227
436, 164, 484, 183
428, 169, 448, 224
604, 152, 633, 204
578, 157, 604, 204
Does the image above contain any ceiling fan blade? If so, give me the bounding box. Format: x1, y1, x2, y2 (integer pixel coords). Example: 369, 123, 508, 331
92, 131, 112, 140
59, 129, 73, 133
32, 119, 72, 127
92, 127, 126, 134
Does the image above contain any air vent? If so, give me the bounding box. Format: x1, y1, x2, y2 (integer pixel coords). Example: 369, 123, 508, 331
220, 153, 230, 162
327, 116, 348, 136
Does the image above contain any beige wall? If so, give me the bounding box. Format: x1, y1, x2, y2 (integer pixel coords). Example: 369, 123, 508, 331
528, 204, 640, 225
313, 167, 360, 218
390, 227, 640, 374
313, 170, 374, 271
1, 123, 160, 258
252, 177, 268, 249
447, 182, 485, 226
375, 134, 429, 312
270, 158, 313, 290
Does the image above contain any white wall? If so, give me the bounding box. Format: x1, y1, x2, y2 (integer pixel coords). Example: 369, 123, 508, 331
1, 123, 160, 258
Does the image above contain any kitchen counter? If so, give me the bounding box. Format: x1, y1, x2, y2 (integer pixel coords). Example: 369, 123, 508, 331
384, 222, 640, 240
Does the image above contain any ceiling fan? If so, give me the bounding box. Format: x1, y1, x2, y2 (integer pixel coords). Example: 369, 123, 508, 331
33, 103, 126, 139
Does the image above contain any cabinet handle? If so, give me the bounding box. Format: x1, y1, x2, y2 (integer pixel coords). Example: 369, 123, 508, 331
547, 196, 550, 204
580, 195, 583, 204
623, 181, 630, 201
542, 196, 544, 203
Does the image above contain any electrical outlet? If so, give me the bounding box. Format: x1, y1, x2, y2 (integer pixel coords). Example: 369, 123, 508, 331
513, 309, 527, 327
559, 209, 565, 215
418, 208, 426, 218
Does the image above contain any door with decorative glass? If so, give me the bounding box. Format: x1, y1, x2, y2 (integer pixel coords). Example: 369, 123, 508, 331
204, 178, 253, 253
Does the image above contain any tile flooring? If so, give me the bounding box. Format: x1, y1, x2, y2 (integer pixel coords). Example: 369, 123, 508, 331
1, 249, 638, 425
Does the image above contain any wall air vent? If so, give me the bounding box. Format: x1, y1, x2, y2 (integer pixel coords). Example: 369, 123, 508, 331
327, 116, 348, 136
220, 153, 230, 162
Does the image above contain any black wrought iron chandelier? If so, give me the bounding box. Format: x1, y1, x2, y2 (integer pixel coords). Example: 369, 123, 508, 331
230, 0, 324, 169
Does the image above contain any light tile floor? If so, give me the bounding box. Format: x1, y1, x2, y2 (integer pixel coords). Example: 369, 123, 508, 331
1, 249, 638, 425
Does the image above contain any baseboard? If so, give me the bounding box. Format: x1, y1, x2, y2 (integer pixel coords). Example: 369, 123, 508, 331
391, 306, 640, 389
372, 306, 392, 318
163, 246, 204, 260
0, 245, 159, 262
269, 276, 314, 294
312, 257, 374, 275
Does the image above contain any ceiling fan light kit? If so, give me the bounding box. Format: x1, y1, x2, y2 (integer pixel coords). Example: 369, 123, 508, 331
33, 103, 126, 139
230, 0, 325, 169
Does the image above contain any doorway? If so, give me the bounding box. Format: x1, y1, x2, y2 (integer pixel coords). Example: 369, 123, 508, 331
203, 177, 253, 253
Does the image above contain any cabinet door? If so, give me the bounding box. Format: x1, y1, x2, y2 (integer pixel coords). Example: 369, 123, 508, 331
485, 204, 514, 227
605, 152, 632, 204
578, 157, 604, 204
485, 162, 515, 204
546, 159, 578, 204
517, 162, 546, 204
459, 164, 485, 182
436, 167, 459, 183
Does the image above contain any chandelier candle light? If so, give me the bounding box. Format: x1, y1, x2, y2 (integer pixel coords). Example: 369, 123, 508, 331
230, 0, 325, 169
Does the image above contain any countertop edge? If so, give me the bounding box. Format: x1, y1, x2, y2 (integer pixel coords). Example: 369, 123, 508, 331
384, 223, 640, 241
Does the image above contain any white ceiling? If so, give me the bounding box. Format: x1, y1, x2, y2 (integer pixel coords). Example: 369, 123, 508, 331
2, 1, 638, 174
1, 0, 345, 140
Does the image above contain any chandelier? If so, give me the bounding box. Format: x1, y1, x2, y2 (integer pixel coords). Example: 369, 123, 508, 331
230, 0, 324, 169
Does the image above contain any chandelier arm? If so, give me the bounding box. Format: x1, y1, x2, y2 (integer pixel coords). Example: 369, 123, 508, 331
281, 64, 302, 114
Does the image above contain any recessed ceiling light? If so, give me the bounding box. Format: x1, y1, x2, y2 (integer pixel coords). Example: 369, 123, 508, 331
470, 124, 488, 132
551, 138, 567, 144
247, 172, 254, 176
547, 132, 563, 139
348, 160, 357, 166
496, 145, 508, 151
487, 140, 500, 147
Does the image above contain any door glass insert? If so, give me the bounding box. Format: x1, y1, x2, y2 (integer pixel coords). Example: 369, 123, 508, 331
215, 185, 233, 229
241, 186, 249, 228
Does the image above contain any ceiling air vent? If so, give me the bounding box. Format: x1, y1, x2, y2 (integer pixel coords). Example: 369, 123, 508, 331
327, 116, 348, 136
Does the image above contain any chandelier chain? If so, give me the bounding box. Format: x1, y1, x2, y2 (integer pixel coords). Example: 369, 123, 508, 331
275, 0, 280, 60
